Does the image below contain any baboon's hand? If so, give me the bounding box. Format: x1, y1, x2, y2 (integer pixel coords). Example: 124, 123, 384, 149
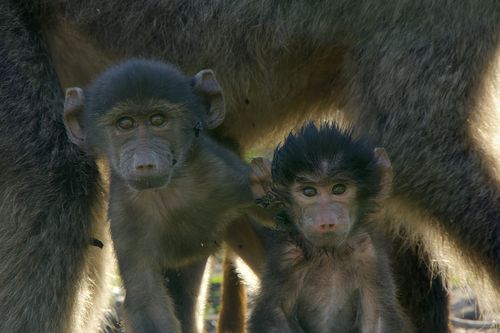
250, 157, 272, 201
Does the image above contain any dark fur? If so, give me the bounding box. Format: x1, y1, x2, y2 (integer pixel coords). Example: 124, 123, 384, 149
73, 59, 258, 333
0, 1, 111, 332
271, 123, 381, 211
0, 0, 499, 332
250, 124, 410, 333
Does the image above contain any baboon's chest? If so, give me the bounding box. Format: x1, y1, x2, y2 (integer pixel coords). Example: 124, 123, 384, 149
160, 204, 244, 265
296, 255, 362, 332
142, 187, 249, 266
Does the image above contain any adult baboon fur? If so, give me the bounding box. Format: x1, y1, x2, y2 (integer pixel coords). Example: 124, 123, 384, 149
0, 1, 498, 332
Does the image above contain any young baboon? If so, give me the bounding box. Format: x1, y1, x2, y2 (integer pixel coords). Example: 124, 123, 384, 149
0, 1, 499, 332
63, 59, 264, 333
249, 123, 411, 333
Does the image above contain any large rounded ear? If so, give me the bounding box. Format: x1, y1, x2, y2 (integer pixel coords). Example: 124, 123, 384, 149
192, 69, 225, 129
373, 147, 393, 200
63, 87, 86, 146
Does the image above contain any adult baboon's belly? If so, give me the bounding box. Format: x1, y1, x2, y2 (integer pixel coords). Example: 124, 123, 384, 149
42, 12, 348, 149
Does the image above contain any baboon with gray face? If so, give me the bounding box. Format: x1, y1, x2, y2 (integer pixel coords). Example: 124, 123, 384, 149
63, 59, 270, 333
0, 1, 499, 332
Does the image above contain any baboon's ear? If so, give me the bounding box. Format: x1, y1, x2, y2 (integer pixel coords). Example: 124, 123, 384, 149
374, 147, 393, 200
192, 69, 225, 129
63, 87, 86, 146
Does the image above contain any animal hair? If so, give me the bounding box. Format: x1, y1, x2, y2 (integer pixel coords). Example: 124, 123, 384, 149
272, 123, 379, 195
0, 0, 499, 332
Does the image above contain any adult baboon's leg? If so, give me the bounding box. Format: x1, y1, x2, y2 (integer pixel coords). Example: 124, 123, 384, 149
0, 2, 111, 332
345, 9, 500, 331
218, 253, 247, 333
391, 230, 450, 332
218, 217, 268, 332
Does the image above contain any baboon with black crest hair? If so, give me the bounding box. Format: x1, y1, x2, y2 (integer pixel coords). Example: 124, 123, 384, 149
0, 1, 499, 332
249, 123, 412, 333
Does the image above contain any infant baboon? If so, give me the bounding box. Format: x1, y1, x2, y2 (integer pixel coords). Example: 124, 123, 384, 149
249, 123, 412, 333
63, 59, 263, 333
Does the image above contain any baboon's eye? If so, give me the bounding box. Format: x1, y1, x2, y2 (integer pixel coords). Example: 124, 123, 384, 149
332, 184, 346, 195
302, 187, 317, 197
150, 114, 166, 127
116, 117, 135, 130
